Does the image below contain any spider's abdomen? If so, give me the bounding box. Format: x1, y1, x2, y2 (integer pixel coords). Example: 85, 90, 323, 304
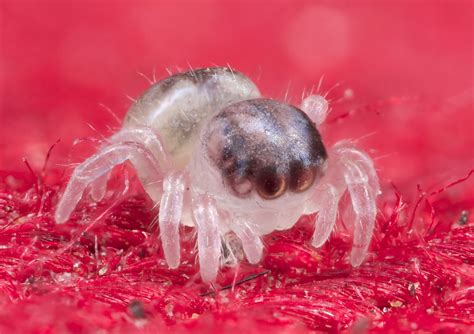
204, 99, 328, 199
123, 67, 260, 168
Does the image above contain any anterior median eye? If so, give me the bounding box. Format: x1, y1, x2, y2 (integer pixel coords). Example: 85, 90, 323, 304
256, 166, 287, 199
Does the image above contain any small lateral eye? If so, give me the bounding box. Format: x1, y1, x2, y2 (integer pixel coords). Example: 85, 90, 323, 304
256, 167, 287, 200
289, 162, 316, 193
228, 176, 253, 197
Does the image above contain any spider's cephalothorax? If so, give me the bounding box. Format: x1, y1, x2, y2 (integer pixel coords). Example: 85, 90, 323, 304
204, 99, 328, 200
55, 67, 380, 283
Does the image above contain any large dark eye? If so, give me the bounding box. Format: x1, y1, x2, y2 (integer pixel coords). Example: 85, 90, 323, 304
256, 166, 287, 199
289, 161, 316, 193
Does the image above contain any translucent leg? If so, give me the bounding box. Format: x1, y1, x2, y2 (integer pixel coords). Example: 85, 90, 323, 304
233, 217, 264, 264
343, 160, 377, 266
55, 142, 161, 224
334, 143, 379, 266
310, 142, 379, 266
192, 194, 221, 283
109, 127, 170, 169
334, 142, 381, 196
80, 127, 167, 204
159, 172, 185, 269
311, 185, 339, 248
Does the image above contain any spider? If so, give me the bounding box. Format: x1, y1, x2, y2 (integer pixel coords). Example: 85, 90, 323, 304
55, 67, 380, 282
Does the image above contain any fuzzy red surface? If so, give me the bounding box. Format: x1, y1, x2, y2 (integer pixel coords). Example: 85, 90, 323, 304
0, 1, 473, 333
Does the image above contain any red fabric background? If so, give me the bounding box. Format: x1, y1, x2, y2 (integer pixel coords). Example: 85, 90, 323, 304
0, 1, 473, 333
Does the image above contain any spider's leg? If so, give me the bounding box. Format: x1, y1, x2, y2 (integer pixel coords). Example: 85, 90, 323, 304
159, 172, 185, 269
55, 142, 162, 224
192, 194, 221, 283
336, 144, 379, 266
311, 185, 339, 248
336, 144, 381, 196
233, 217, 264, 264
89, 127, 169, 202
109, 127, 170, 168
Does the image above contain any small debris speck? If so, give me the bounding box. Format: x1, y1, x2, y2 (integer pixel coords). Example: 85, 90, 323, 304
129, 300, 146, 319
98, 266, 108, 276
389, 300, 403, 308
408, 282, 420, 296
458, 210, 469, 225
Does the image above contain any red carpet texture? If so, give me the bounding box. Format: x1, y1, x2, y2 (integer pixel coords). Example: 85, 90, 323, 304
0, 1, 473, 333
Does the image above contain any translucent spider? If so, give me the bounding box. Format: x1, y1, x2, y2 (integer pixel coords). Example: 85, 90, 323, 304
55, 67, 380, 282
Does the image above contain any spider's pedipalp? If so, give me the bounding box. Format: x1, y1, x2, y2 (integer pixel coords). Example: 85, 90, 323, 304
233, 217, 264, 264
159, 172, 185, 269
192, 194, 222, 283
55, 142, 162, 224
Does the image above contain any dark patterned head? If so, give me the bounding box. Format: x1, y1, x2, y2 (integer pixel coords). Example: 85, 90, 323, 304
204, 98, 327, 200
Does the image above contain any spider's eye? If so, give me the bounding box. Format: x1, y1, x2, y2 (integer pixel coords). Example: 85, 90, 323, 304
222, 157, 255, 197
228, 176, 253, 196
289, 162, 317, 193
256, 167, 287, 199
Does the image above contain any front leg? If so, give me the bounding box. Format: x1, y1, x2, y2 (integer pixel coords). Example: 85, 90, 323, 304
310, 142, 379, 266
335, 142, 380, 266
343, 159, 378, 266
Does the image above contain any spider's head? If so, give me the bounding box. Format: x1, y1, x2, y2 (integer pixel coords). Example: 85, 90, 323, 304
203, 98, 328, 201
